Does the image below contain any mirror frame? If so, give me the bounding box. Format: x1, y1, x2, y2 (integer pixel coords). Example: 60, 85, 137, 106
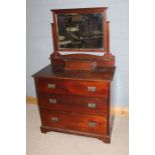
51, 7, 108, 52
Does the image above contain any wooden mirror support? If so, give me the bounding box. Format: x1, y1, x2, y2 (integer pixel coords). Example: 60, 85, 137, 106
50, 8, 115, 71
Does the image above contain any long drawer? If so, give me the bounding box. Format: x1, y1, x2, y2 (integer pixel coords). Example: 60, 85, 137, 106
35, 78, 109, 97
40, 109, 108, 135
38, 94, 109, 115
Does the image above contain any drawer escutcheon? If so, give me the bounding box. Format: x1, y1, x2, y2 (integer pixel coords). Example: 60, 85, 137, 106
48, 83, 56, 89
87, 86, 96, 92
48, 99, 57, 104
51, 117, 59, 122
88, 103, 96, 108
88, 122, 96, 127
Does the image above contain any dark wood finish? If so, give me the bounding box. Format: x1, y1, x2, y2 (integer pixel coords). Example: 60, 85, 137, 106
51, 7, 108, 13
51, 23, 58, 51
40, 126, 110, 143
35, 78, 110, 97
38, 94, 109, 115
50, 7, 115, 71
33, 7, 116, 143
40, 109, 108, 135
33, 64, 115, 81
107, 21, 110, 53
33, 64, 114, 143
64, 60, 97, 70
50, 53, 115, 70
51, 7, 108, 53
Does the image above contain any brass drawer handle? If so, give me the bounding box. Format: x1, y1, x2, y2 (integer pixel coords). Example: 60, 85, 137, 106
88, 122, 96, 127
88, 103, 96, 108
48, 99, 57, 104
87, 86, 96, 92
51, 117, 59, 122
48, 83, 56, 89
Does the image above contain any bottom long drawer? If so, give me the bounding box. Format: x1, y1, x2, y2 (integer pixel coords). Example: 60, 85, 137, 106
40, 109, 109, 135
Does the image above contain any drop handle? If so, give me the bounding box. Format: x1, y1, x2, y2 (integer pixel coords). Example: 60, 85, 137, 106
48, 83, 56, 89
48, 99, 57, 104
87, 86, 96, 92
51, 117, 59, 122
88, 122, 96, 127
88, 103, 96, 108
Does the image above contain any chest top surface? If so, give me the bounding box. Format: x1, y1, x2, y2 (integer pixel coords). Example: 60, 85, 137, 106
33, 64, 115, 81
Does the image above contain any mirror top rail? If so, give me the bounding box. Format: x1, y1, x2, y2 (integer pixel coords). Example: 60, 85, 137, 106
51, 7, 108, 13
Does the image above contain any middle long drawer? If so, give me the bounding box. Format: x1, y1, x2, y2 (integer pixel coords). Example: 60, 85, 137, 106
38, 94, 109, 115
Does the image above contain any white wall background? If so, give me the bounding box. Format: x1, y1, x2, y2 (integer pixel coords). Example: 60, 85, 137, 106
26, 0, 129, 107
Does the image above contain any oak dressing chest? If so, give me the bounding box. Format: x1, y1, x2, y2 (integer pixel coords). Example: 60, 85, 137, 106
33, 7, 115, 143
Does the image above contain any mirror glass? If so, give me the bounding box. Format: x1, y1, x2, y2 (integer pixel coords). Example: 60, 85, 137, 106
57, 13, 103, 50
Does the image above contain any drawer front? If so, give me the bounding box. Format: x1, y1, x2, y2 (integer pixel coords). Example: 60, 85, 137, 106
40, 109, 108, 135
36, 78, 109, 97
38, 94, 109, 115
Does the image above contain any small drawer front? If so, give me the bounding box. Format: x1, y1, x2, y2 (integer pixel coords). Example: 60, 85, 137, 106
36, 79, 67, 94
36, 78, 109, 97
40, 109, 108, 135
38, 94, 109, 115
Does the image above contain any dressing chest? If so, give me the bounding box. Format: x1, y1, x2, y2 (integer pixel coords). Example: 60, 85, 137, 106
33, 7, 115, 143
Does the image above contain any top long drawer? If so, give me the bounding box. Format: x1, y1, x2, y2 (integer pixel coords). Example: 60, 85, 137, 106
35, 78, 110, 97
